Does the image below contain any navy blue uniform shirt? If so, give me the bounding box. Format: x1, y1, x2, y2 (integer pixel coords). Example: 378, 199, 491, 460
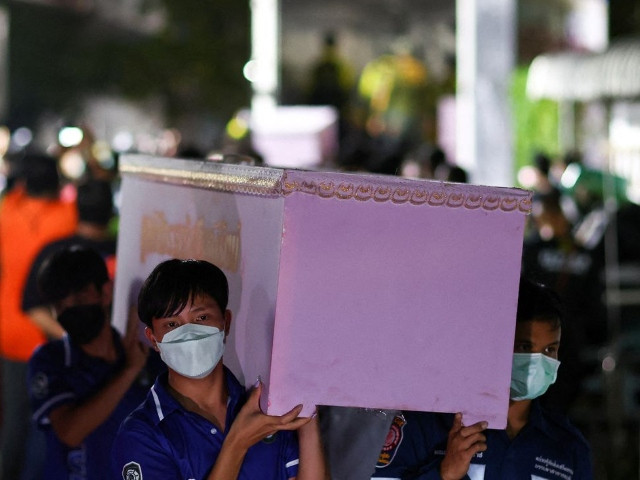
28, 328, 151, 480
371, 401, 593, 480
111, 367, 300, 480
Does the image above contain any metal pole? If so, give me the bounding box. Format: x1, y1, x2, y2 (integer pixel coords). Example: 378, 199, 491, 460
249, 0, 279, 117
456, 0, 516, 187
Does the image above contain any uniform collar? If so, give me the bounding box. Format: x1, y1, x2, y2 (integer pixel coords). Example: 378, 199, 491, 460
62, 326, 124, 368
526, 399, 560, 442
148, 365, 244, 426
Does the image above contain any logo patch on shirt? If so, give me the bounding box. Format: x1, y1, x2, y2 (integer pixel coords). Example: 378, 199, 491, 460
30, 372, 49, 400
122, 461, 143, 480
534, 456, 574, 479
376, 414, 406, 468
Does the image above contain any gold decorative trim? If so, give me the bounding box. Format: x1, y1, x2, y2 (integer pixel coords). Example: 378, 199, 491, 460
120, 155, 283, 197
119, 154, 531, 213
281, 175, 532, 214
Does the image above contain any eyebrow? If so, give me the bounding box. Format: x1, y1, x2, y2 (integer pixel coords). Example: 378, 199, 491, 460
188, 303, 222, 315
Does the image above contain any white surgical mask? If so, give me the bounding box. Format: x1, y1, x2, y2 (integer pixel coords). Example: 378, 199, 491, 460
510, 353, 560, 401
156, 324, 225, 379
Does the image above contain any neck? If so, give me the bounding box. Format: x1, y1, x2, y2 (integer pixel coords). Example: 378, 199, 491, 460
28, 191, 59, 200
80, 323, 116, 362
76, 222, 112, 241
167, 362, 229, 430
506, 399, 532, 439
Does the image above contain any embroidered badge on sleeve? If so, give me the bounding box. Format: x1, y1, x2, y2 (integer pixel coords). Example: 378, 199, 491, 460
122, 461, 143, 480
376, 414, 406, 468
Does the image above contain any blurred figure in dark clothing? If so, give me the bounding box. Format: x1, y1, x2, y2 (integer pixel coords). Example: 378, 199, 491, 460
307, 31, 354, 119
306, 31, 355, 168
522, 188, 605, 414
400, 145, 446, 180
443, 165, 468, 184
532, 152, 554, 194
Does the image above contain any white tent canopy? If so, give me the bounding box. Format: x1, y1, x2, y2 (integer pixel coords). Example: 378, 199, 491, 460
527, 38, 640, 101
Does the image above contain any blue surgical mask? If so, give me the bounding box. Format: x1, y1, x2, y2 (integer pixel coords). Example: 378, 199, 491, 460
510, 353, 560, 401
156, 324, 225, 379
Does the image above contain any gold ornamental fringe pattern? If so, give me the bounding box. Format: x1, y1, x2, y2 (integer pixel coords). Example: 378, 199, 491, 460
120, 156, 531, 214
120, 163, 283, 197
281, 177, 532, 213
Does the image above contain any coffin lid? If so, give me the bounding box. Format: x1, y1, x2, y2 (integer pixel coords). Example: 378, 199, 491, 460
120, 154, 532, 214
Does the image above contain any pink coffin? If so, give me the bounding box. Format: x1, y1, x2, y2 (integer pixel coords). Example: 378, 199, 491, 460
113, 154, 532, 428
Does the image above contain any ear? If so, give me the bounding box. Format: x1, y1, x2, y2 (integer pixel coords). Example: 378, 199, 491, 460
52, 301, 64, 319
101, 280, 114, 308
223, 309, 232, 342
144, 326, 159, 351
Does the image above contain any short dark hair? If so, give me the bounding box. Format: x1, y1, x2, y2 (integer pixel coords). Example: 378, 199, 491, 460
516, 277, 564, 329
138, 259, 229, 328
23, 153, 60, 196
38, 246, 109, 304
77, 179, 113, 225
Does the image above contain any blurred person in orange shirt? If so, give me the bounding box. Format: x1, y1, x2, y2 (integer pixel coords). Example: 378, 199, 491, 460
0, 152, 77, 480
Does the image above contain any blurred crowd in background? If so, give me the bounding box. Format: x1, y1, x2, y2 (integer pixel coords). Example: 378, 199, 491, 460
0, 0, 638, 478
0, 72, 638, 478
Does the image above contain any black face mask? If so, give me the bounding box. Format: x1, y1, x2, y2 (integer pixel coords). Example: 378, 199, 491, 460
57, 304, 106, 345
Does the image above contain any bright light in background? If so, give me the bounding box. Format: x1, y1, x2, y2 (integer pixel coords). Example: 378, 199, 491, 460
112, 131, 134, 152
250, 0, 279, 114
156, 129, 181, 157
602, 354, 616, 372
91, 140, 115, 169
0, 126, 10, 156
400, 161, 421, 179
226, 113, 249, 140
243, 60, 257, 83
59, 149, 86, 180
609, 107, 640, 204
58, 126, 84, 148
517, 165, 539, 189
566, 0, 608, 52
610, 117, 640, 149
0, 127, 9, 193
12, 127, 32, 148
561, 163, 581, 189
